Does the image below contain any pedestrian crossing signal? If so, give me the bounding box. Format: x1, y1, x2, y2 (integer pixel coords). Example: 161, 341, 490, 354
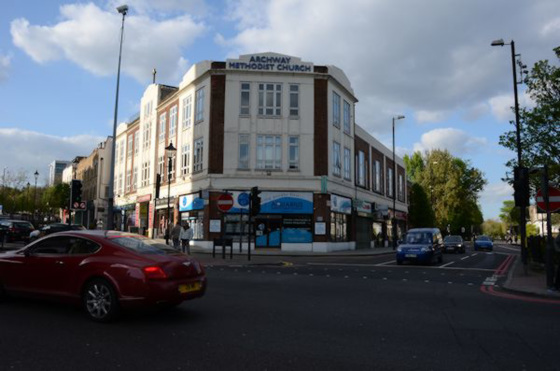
70, 180, 85, 210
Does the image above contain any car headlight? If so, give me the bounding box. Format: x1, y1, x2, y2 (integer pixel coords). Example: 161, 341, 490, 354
421, 247, 431, 252
396, 247, 402, 253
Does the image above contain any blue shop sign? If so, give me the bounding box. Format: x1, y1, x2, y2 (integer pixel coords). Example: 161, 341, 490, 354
260, 192, 313, 214
179, 194, 204, 212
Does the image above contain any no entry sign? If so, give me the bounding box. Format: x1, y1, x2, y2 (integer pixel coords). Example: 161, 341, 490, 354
217, 193, 234, 212
536, 186, 560, 213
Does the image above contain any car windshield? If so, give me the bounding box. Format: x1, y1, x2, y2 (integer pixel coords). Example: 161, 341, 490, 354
111, 236, 178, 255
477, 236, 491, 241
444, 236, 461, 243
14, 222, 32, 228
405, 232, 433, 244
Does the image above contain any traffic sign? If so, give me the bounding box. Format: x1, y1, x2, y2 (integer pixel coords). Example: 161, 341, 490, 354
217, 193, 234, 212
536, 186, 560, 213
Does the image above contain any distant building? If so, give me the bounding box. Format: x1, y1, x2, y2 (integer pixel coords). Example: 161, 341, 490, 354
48, 160, 71, 186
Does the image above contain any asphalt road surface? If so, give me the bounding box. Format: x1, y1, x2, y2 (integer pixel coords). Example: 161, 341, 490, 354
1, 242, 559, 370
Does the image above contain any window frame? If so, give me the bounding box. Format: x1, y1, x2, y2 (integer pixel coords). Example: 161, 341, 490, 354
258, 83, 282, 117
343, 147, 351, 180
238, 134, 250, 169
288, 136, 299, 170
332, 141, 341, 177
193, 138, 204, 172
182, 95, 193, 129
289, 84, 299, 117
256, 135, 282, 170
195, 87, 205, 123
332, 91, 341, 128
240, 82, 250, 116
343, 100, 351, 134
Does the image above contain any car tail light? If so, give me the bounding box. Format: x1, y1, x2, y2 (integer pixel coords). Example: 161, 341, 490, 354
143, 266, 167, 280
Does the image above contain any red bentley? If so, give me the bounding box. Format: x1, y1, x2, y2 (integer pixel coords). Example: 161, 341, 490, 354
0, 230, 206, 322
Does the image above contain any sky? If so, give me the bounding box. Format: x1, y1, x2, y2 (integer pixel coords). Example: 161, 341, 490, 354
0, 0, 558, 220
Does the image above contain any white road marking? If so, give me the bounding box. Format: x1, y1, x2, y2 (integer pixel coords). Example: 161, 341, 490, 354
376, 260, 396, 266
440, 261, 456, 268
461, 256, 470, 260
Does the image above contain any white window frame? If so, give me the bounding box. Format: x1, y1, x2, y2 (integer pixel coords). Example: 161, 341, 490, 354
125, 168, 131, 192
181, 144, 190, 176
289, 84, 299, 117
119, 139, 125, 163
127, 135, 133, 158
332, 141, 341, 177
132, 166, 138, 191
398, 173, 404, 201
289, 136, 299, 170
158, 155, 164, 181
159, 113, 166, 142
194, 138, 204, 172
343, 100, 351, 134
240, 83, 250, 115
332, 91, 341, 128
258, 83, 282, 116
239, 134, 250, 169
141, 161, 150, 188
134, 131, 139, 156
195, 87, 205, 123
374, 160, 381, 192
143, 122, 151, 149
387, 167, 394, 197
182, 95, 192, 129
344, 147, 351, 180
169, 105, 177, 139
256, 135, 282, 169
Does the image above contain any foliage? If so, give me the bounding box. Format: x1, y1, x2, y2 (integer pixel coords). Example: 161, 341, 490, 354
42, 183, 70, 210
482, 220, 505, 239
526, 223, 539, 237
407, 183, 435, 228
403, 149, 487, 233
499, 46, 560, 192
499, 200, 520, 227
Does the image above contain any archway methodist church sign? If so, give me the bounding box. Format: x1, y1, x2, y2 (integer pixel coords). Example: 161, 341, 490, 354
226, 53, 313, 73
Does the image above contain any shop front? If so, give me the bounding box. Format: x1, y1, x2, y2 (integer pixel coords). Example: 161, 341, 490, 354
354, 199, 373, 249
330, 194, 352, 246
178, 192, 205, 240
136, 194, 151, 236
373, 204, 389, 247
114, 203, 136, 232
224, 191, 314, 250
154, 197, 174, 239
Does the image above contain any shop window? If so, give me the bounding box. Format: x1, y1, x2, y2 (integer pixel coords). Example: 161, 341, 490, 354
330, 212, 348, 242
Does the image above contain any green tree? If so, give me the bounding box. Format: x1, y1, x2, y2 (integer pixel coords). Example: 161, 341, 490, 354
403, 152, 425, 183
407, 183, 435, 228
499, 46, 560, 189
42, 183, 70, 210
482, 219, 505, 239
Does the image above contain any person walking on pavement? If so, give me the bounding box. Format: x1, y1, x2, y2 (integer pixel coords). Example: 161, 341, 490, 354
171, 222, 182, 250
180, 222, 193, 254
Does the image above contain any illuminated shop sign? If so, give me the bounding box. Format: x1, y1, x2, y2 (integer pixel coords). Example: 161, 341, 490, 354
226, 54, 313, 73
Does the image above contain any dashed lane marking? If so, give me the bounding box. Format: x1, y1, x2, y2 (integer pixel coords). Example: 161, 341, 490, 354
439, 261, 456, 268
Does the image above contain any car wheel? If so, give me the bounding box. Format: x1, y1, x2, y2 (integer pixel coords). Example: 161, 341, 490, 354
82, 279, 120, 323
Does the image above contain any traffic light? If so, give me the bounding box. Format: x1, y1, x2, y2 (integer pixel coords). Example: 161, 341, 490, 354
70, 179, 84, 209
513, 166, 530, 208
155, 174, 161, 199
250, 186, 262, 216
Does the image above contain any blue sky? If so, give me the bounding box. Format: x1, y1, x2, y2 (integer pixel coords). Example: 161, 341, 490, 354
0, 0, 558, 220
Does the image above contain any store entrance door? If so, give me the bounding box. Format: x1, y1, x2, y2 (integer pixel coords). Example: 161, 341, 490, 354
355, 216, 372, 249
255, 217, 282, 248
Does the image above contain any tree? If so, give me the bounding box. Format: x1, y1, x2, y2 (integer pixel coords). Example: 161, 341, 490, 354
499, 46, 560, 190
499, 200, 519, 227
42, 183, 70, 210
404, 149, 487, 233
482, 219, 505, 239
407, 183, 435, 228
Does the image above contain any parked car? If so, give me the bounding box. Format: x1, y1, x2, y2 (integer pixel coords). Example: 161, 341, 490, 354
0, 220, 35, 243
29, 223, 86, 241
474, 235, 494, 251
443, 235, 465, 253
0, 230, 207, 322
396, 228, 444, 265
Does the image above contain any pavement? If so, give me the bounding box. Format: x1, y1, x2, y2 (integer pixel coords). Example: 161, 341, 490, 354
3, 238, 560, 302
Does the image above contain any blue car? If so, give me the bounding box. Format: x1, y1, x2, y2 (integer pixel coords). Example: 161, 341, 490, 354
396, 228, 444, 265
473, 235, 493, 251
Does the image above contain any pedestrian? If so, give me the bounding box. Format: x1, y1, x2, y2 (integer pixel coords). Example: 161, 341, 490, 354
180, 222, 194, 254
171, 222, 182, 250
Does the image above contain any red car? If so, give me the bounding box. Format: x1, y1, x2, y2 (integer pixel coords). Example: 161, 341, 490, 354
0, 230, 206, 322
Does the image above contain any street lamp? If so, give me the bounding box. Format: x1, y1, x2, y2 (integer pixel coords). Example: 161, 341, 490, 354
491, 38, 528, 270
392, 115, 405, 249
33, 170, 38, 222
107, 4, 129, 230
165, 141, 176, 245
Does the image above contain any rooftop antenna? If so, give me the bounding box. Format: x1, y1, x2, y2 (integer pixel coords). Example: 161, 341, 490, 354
152, 68, 157, 84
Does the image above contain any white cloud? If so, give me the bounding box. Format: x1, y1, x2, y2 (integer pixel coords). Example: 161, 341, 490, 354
10, 3, 206, 83
541, 17, 560, 36
106, 0, 209, 16
479, 182, 513, 219
0, 128, 105, 185
221, 0, 558, 134
415, 110, 449, 124
488, 91, 535, 122
412, 128, 487, 156
0, 52, 10, 82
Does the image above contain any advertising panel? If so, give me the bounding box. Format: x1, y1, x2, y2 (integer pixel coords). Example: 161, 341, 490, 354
179, 193, 205, 212
331, 194, 352, 214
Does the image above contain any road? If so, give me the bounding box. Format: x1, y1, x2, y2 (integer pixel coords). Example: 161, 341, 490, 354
1, 242, 559, 370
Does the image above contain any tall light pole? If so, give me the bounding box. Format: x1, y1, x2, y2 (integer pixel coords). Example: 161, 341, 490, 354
107, 4, 128, 230
392, 115, 405, 249
165, 142, 177, 245
491, 38, 528, 270
33, 170, 38, 222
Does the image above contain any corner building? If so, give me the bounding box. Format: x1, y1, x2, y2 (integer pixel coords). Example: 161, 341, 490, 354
114, 53, 408, 252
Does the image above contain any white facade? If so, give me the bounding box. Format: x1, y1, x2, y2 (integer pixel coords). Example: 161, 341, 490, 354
113, 53, 408, 251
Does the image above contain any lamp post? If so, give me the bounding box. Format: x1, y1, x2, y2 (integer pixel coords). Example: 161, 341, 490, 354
392, 115, 405, 249
165, 142, 176, 245
107, 4, 129, 231
33, 170, 38, 222
491, 38, 528, 270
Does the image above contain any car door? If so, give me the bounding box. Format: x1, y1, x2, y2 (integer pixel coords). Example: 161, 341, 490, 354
12, 236, 72, 296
